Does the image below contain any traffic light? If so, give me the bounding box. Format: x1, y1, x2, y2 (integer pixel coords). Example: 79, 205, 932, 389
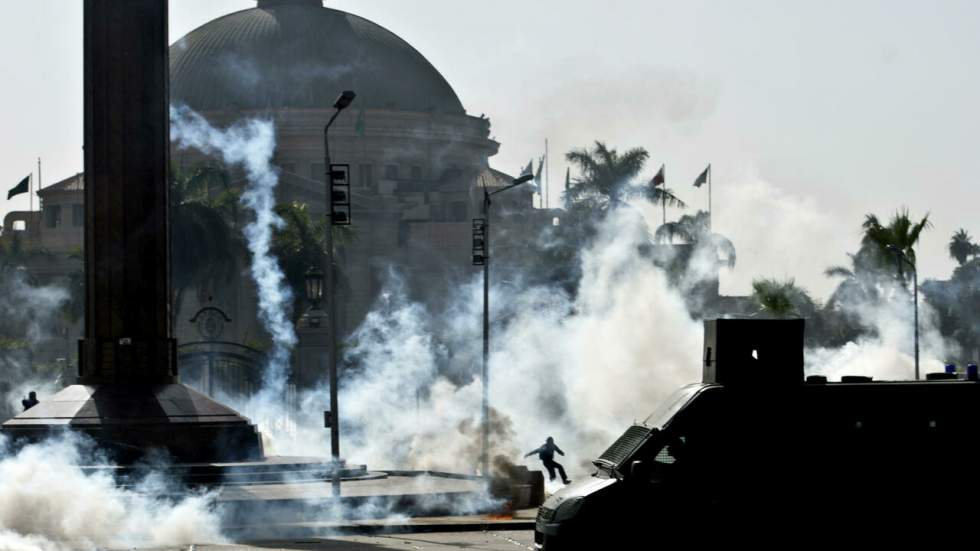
329, 163, 351, 225
472, 218, 487, 265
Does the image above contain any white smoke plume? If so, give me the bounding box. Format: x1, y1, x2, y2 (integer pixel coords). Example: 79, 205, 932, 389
710, 174, 953, 382
806, 280, 949, 381
265, 203, 703, 483
0, 432, 223, 550
0, 269, 69, 421
170, 105, 298, 439
165, 101, 959, 503
296, 179, 956, 484
0, 270, 68, 347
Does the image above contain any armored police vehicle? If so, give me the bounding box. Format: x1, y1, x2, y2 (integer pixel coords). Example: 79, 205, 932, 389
535, 319, 980, 549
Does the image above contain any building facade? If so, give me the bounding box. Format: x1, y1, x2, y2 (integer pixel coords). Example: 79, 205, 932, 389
1, 0, 552, 384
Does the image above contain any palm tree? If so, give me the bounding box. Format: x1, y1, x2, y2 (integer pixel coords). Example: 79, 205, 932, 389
565, 141, 649, 211
643, 178, 687, 227
948, 228, 979, 266
751, 278, 817, 319
822, 209, 931, 344
824, 253, 877, 307
565, 141, 687, 216
860, 208, 931, 280
171, 164, 243, 319
271, 201, 354, 322
653, 210, 736, 269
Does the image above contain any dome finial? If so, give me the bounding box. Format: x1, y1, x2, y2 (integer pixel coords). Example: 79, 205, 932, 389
257, 0, 324, 7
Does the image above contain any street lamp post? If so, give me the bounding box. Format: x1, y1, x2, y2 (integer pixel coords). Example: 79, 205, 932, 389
887, 245, 919, 380
476, 173, 534, 476
323, 90, 355, 496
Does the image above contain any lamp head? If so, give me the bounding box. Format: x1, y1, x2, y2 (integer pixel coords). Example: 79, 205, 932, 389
304, 267, 325, 306
333, 90, 357, 111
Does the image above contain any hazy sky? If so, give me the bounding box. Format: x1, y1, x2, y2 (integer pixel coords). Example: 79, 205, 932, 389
2, 0, 979, 299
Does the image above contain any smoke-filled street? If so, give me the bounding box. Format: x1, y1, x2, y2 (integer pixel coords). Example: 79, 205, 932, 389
3, 0, 980, 548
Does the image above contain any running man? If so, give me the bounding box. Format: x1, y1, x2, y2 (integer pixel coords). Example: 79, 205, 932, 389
524, 436, 571, 484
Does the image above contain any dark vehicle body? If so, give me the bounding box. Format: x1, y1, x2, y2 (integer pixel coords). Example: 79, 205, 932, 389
535, 319, 980, 548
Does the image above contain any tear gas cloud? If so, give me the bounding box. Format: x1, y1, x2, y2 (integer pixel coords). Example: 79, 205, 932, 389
316, 175, 956, 481
0, 270, 68, 421
170, 105, 298, 436
807, 275, 948, 381
0, 102, 960, 545
0, 433, 223, 551
165, 106, 953, 480
0, 249, 225, 550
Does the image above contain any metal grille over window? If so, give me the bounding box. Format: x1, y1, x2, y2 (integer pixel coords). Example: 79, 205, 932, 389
597, 425, 653, 467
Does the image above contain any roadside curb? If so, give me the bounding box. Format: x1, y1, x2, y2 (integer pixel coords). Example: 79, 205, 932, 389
228, 519, 536, 539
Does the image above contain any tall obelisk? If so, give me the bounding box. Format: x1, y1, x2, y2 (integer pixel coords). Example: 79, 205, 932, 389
2, 0, 263, 464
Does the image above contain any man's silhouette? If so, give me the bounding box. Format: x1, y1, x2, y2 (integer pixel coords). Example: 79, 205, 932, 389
21, 391, 39, 411
525, 436, 571, 484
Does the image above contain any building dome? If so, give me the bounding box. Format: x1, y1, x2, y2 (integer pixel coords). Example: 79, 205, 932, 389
170, 0, 465, 114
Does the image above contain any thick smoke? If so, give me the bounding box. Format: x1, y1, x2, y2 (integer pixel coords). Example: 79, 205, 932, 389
0, 269, 69, 421
806, 277, 949, 381
170, 105, 298, 440
268, 203, 702, 484
0, 433, 223, 550
708, 175, 952, 382
319, 183, 955, 484
170, 103, 957, 492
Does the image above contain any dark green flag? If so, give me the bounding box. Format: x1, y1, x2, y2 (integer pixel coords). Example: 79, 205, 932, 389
7, 175, 29, 200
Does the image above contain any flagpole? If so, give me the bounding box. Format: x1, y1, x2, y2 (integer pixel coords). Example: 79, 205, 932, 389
662, 164, 667, 227
36, 157, 42, 212
545, 139, 549, 209
564, 167, 570, 208
708, 164, 712, 231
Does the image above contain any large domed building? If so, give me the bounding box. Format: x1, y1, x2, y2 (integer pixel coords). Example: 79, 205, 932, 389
171, 0, 468, 116
168, 0, 538, 349
1, 0, 545, 389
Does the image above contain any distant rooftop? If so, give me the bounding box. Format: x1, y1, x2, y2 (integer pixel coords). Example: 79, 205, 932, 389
39, 173, 83, 195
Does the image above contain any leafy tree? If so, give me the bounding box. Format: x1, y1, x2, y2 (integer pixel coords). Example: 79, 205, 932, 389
751, 277, 817, 319
271, 201, 354, 322
824, 251, 881, 308
826, 209, 931, 302
822, 209, 931, 346
171, 164, 243, 319
653, 210, 736, 269
538, 141, 687, 296
565, 141, 650, 211
859, 209, 931, 281
564, 141, 686, 219
948, 228, 979, 266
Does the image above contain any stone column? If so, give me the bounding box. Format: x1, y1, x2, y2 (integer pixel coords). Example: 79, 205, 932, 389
2, 0, 264, 465
80, 0, 176, 384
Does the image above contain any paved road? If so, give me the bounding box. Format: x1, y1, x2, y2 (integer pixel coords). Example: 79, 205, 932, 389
129, 530, 535, 550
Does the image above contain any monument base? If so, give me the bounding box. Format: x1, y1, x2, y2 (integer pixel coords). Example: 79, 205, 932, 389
1, 383, 264, 463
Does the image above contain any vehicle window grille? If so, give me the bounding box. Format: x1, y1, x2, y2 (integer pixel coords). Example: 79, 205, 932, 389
655, 447, 677, 464
598, 425, 652, 466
